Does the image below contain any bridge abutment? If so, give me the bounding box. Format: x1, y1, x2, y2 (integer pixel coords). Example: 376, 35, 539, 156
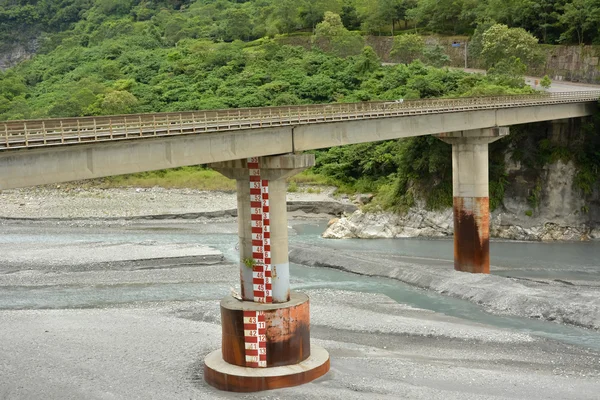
206, 153, 330, 392
438, 127, 509, 274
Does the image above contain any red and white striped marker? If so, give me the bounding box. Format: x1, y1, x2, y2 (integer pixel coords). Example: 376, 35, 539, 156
245, 157, 273, 367
243, 310, 267, 368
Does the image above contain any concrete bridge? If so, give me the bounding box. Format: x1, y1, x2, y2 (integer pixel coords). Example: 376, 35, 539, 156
2, 91, 599, 392
0, 91, 598, 188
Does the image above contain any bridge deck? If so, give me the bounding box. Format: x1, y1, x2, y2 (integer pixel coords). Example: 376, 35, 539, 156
2, 91, 599, 151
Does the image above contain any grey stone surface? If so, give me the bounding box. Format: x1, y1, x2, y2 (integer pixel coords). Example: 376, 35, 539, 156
2, 283, 600, 399
0, 187, 348, 220
0, 218, 599, 399
323, 208, 453, 239
290, 243, 600, 331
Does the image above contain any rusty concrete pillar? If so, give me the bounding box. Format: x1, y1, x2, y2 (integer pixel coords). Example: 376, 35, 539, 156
205, 154, 330, 392
438, 127, 509, 274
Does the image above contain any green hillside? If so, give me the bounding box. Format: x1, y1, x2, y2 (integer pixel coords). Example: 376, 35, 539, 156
0, 0, 598, 213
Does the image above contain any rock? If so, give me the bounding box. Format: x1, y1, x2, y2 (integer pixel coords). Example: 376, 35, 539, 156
491, 212, 595, 241
323, 203, 599, 242
322, 209, 453, 239
327, 218, 339, 227
0, 40, 38, 71
322, 217, 358, 239
355, 194, 374, 205
287, 201, 357, 216
323, 158, 599, 241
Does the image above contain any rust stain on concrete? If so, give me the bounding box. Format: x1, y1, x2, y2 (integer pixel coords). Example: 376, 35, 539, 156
265, 300, 310, 367
220, 296, 311, 368
453, 196, 490, 274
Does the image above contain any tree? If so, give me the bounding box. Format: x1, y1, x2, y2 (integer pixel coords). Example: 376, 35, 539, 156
390, 34, 424, 64
95, 0, 134, 16
423, 45, 450, 68
340, 4, 361, 30
480, 24, 544, 70
406, 0, 471, 34
100, 91, 139, 115
0, 72, 27, 101
220, 7, 253, 41
312, 12, 364, 58
540, 75, 552, 89
396, 0, 418, 29
484, 0, 535, 27
355, 46, 381, 76
271, 0, 300, 34
358, 0, 406, 35
487, 56, 528, 88
558, 0, 600, 45
299, 0, 342, 30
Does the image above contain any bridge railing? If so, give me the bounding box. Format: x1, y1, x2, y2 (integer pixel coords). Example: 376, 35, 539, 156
2, 91, 599, 150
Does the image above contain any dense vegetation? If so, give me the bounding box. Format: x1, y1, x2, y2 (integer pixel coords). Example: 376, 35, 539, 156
3, 0, 600, 46
0, 0, 598, 213
0, 0, 546, 120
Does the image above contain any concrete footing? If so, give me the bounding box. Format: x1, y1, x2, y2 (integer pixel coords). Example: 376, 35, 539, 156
219, 293, 312, 368
204, 345, 330, 392
204, 292, 330, 392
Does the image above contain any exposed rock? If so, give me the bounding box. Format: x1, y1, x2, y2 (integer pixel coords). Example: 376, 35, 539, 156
492, 159, 599, 241
324, 159, 599, 241
322, 216, 359, 239
0, 39, 38, 71
354, 193, 374, 205
286, 201, 357, 217
323, 209, 453, 239
490, 219, 592, 242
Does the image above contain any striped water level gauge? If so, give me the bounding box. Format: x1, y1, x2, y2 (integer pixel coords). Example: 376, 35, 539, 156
245, 157, 273, 367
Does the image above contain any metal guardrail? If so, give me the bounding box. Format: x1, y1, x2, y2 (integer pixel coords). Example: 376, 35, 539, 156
1, 91, 599, 150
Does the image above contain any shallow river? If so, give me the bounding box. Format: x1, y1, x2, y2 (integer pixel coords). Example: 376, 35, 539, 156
1, 220, 600, 351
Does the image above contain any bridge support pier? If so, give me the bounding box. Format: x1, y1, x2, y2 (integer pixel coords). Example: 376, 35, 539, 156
438, 127, 509, 274
205, 154, 330, 392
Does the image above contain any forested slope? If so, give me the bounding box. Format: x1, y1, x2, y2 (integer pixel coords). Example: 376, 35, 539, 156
3, 0, 600, 45
0, 0, 598, 218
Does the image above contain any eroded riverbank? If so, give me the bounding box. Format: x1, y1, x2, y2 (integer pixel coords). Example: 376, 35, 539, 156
290, 242, 600, 332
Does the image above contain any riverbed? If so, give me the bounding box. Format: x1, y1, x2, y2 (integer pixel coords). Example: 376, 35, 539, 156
1, 189, 599, 399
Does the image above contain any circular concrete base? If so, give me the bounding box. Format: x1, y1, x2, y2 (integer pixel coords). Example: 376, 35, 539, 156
204, 344, 330, 392
220, 293, 311, 368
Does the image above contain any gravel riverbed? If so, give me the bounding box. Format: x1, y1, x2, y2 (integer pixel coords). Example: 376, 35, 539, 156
1, 187, 599, 399
0, 186, 344, 219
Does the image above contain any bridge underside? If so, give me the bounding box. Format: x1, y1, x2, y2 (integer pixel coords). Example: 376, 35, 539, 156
0, 102, 594, 190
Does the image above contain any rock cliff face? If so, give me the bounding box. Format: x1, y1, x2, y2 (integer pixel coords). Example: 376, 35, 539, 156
0, 39, 38, 71
491, 159, 599, 241
542, 45, 600, 84
325, 122, 600, 242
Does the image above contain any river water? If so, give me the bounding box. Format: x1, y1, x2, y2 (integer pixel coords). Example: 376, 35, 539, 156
1, 220, 599, 351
